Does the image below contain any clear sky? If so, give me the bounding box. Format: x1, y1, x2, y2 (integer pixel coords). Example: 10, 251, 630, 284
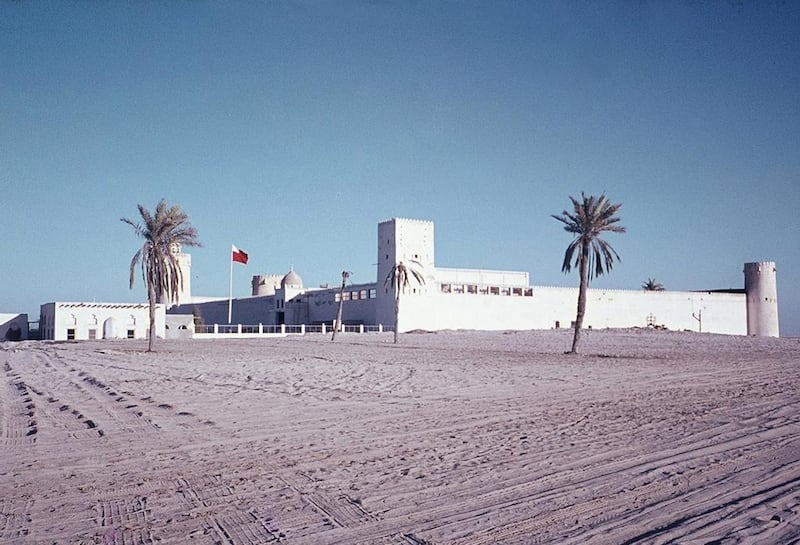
2, 1, 798, 335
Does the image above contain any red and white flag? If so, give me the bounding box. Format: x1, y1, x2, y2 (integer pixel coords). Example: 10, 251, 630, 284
232, 245, 248, 265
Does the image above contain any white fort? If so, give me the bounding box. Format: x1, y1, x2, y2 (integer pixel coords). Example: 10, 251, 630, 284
169, 218, 780, 337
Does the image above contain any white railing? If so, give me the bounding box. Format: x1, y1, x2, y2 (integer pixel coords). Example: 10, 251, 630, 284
192, 323, 391, 339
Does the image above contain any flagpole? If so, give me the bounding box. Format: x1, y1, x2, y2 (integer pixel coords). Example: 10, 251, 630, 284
228, 246, 233, 324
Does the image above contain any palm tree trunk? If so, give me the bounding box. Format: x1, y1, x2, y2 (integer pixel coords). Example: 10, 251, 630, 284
393, 291, 400, 344
331, 298, 344, 341
570, 241, 590, 353
147, 281, 157, 352
331, 281, 346, 342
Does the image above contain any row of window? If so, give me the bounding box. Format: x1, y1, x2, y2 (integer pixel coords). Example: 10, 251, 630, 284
334, 289, 378, 302
65, 328, 136, 340
440, 284, 534, 297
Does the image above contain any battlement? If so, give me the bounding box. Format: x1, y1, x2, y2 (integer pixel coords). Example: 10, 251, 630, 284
378, 217, 434, 226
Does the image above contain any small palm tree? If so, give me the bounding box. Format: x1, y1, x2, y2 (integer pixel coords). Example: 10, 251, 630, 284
385, 260, 425, 344
122, 199, 201, 351
552, 193, 625, 354
642, 278, 665, 291
331, 270, 352, 341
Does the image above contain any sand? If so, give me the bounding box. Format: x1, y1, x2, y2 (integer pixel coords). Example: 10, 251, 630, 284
2, 329, 799, 545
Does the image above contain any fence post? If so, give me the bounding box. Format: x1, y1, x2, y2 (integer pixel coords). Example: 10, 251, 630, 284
237, 324, 242, 334
213, 324, 219, 334
378, 324, 383, 333
359, 324, 364, 334
321, 323, 326, 334
301, 324, 306, 335
259, 323, 263, 334
280, 324, 286, 334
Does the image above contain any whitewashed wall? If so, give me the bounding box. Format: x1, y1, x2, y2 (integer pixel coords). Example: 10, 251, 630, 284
395, 287, 747, 335
39, 302, 166, 341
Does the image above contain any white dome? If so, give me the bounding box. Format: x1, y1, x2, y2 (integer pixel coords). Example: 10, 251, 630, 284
281, 269, 303, 288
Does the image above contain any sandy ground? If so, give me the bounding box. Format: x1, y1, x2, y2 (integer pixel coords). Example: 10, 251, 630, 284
2, 329, 800, 545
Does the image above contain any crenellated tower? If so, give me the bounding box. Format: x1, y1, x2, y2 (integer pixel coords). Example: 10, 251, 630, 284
375, 218, 435, 326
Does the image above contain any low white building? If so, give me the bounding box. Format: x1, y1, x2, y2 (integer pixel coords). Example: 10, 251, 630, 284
39, 302, 165, 341
170, 218, 780, 337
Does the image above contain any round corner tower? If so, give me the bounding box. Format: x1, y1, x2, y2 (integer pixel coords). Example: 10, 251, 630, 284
744, 261, 779, 337
251, 274, 282, 296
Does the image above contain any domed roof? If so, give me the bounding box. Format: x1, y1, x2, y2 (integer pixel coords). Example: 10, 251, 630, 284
281, 268, 303, 288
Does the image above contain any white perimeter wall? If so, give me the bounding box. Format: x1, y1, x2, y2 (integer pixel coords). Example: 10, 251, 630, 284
306, 284, 377, 325
172, 297, 272, 326
173, 285, 379, 327
394, 287, 747, 335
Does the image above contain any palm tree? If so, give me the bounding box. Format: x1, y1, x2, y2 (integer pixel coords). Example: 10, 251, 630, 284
122, 199, 201, 351
642, 278, 665, 291
385, 260, 425, 344
552, 193, 625, 354
331, 270, 352, 341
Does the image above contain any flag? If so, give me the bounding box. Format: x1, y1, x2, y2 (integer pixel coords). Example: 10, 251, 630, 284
232, 245, 248, 265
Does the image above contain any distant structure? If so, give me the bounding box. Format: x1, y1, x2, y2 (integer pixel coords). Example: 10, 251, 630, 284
169, 218, 780, 337
0, 313, 28, 341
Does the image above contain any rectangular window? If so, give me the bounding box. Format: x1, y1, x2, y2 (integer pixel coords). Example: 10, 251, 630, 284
369, 289, 377, 299
88, 329, 97, 340
334, 293, 341, 302
342, 292, 351, 301
441, 284, 452, 293
127, 329, 135, 339
360, 290, 367, 300
490, 286, 500, 295
524, 288, 534, 297
67, 328, 76, 340
467, 285, 478, 294
351, 291, 359, 300
512, 287, 523, 296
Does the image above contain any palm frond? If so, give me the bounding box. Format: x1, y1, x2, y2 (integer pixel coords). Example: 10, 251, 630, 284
554, 192, 625, 279
123, 199, 202, 300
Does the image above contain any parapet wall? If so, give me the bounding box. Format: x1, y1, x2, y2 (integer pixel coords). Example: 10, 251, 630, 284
395, 286, 748, 335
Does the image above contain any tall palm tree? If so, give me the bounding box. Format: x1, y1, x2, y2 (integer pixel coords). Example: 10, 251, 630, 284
552, 193, 625, 354
642, 278, 665, 291
385, 260, 425, 344
331, 270, 351, 341
122, 199, 201, 351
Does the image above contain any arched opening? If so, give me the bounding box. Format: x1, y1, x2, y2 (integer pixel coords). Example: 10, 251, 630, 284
103, 317, 120, 339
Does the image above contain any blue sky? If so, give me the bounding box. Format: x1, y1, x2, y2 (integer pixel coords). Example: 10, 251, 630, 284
2, 1, 798, 335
